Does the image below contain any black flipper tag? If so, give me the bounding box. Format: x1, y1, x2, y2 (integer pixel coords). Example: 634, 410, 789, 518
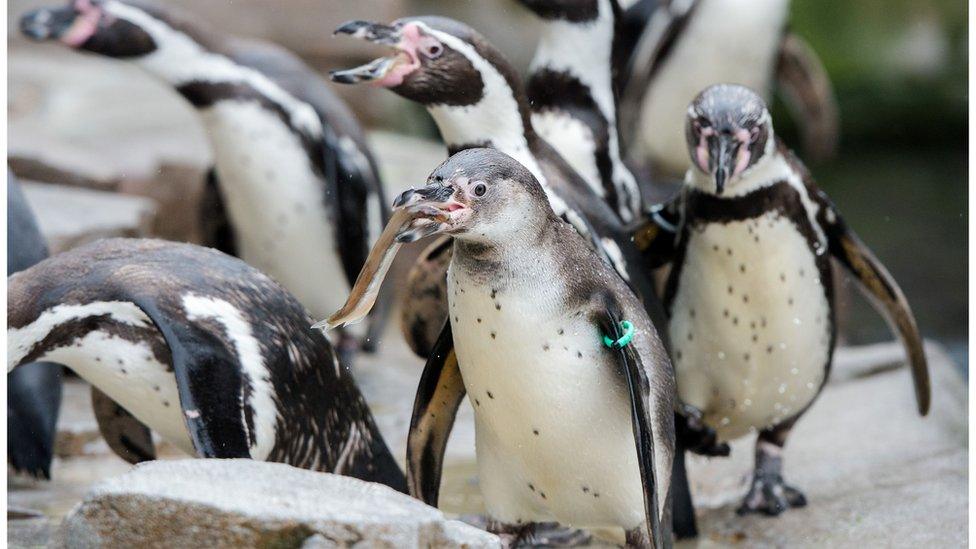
406, 321, 466, 506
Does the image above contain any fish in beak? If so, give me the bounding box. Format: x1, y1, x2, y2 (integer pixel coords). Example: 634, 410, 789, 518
330, 19, 422, 87
314, 182, 466, 331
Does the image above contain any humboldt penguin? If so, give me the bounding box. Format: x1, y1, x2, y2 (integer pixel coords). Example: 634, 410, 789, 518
7, 171, 63, 480
19, 0, 390, 358
327, 148, 676, 547
658, 84, 929, 517
331, 15, 667, 358
7, 238, 406, 492
518, 0, 644, 223
618, 0, 839, 177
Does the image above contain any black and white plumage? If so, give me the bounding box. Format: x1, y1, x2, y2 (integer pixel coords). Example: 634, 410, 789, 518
519, 0, 644, 223
387, 149, 675, 547
331, 16, 667, 359
20, 0, 390, 354
653, 84, 929, 523
7, 238, 406, 491
618, 0, 839, 177
7, 171, 63, 480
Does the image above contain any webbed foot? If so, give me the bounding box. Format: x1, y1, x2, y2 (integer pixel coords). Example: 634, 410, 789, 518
737, 472, 807, 516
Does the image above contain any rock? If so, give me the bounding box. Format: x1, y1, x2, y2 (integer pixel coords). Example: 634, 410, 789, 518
53, 459, 500, 549
20, 182, 157, 254
7, 516, 57, 549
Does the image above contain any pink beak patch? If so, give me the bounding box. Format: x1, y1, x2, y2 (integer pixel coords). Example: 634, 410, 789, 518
371, 23, 423, 88
61, 1, 102, 47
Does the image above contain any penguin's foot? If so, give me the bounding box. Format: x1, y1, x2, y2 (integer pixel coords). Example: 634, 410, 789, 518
736, 473, 807, 516
483, 519, 590, 548
525, 522, 592, 546
676, 403, 730, 456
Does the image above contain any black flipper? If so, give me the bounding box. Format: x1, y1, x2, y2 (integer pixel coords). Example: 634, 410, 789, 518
198, 168, 238, 256
127, 295, 252, 458
406, 322, 466, 506
7, 171, 63, 480
598, 301, 668, 549
816, 194, 930, 415
91, 387, 156, 464
7, 362, 62, 479
775, 33, 839, 164
634, 193, 682, 268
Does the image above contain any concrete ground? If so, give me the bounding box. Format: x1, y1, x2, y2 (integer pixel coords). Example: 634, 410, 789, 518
8, 334, 967, 548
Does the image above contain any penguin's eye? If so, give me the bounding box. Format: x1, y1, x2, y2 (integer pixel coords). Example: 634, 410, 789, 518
422, 43, 443, 59
473, 183, 487, 197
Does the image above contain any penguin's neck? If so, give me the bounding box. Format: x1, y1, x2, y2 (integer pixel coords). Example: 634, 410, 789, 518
111, 5, 321, 139
427, 68, 547, 186
686, 139, 789, 198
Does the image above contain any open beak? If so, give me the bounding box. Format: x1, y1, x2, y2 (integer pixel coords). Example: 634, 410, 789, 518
20, 6, 77, 41
709, 135, 735, 195
330, 20, 419, 87
392, 183, 468, 243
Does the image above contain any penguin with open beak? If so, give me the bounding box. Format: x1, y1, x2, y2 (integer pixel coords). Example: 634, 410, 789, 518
324, 148, 677, 547
330, 15, 669, 367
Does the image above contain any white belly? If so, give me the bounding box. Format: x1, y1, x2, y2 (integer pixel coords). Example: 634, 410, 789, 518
531, 111, 604, 199
39, 330, 196, 455
448, 266, 644, 530
670, 212, 830, 440
203, 102, 349, 321
638, 0, 788, 175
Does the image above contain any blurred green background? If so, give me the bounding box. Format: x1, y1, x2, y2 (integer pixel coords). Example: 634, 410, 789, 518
777, 0, 967, 370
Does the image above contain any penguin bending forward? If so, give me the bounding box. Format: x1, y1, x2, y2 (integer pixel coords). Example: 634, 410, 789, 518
331, 15, 667, 360
655, 84, 929, 518
7, 172, 63, 480
20, 0, 391, 357
383, 149, 676, 547
7, 238, 406, 492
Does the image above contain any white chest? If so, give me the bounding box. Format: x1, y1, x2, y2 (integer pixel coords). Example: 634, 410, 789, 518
639, 0, 788, 174
201, 102, 348, 319
447, 264, 645, 530
40, 330, 196, 456
669, 212, 830, 440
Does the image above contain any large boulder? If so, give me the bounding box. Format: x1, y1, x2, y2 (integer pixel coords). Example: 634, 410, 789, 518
54, 459, 499, 549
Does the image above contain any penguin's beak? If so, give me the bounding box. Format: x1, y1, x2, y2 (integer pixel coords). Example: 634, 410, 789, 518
710, 135, 735, 195
20, 6, 77, 41
392, 183, 469, 242
330, 20, 420, 87
20, 1, 103, 48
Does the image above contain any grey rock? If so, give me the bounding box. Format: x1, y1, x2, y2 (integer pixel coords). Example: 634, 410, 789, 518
53, 459, 500, 549
20, 182, 157, 254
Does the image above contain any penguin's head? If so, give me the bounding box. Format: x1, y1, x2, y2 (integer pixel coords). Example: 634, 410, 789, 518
393, 148, 548, 244
685, 84, 772, 195
331, 17, 515, 108
19, 0, 159, 58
